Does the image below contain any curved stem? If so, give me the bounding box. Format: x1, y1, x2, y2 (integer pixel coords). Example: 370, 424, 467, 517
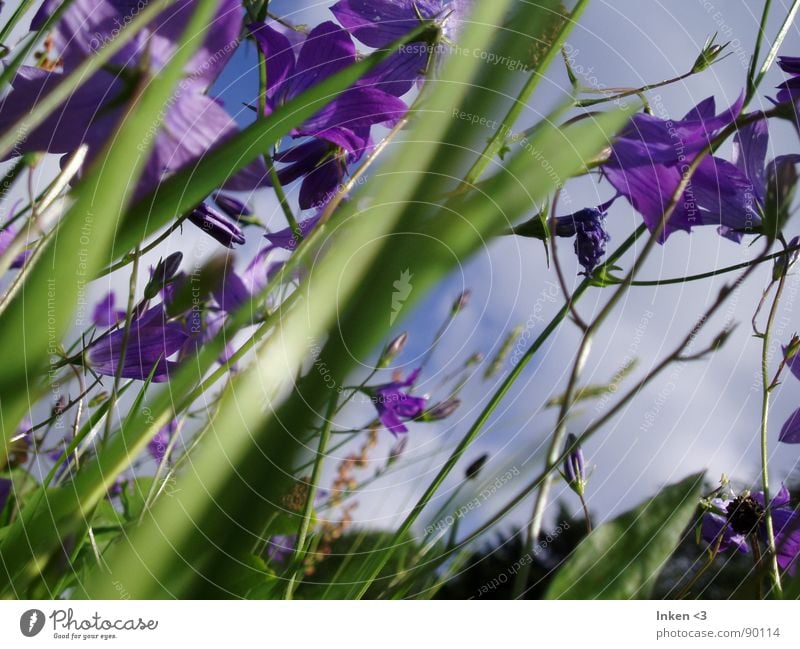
756, 262, 786, 597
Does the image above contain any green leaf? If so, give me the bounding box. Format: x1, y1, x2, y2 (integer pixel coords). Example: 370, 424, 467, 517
545, 472, 705, 599
120, 478, 157, 522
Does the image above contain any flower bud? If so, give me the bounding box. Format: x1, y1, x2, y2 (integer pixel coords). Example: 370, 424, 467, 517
378, 332, 408, 368
144, 252, 183, 299
691, 34, 729, 73
563, 433, 586, 496
421, 397, 461, 421
465, 453, 488, 480
451, 290, 471, 314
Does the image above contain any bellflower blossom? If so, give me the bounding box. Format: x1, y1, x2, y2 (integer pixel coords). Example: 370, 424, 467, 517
249, 20, 408, 209
701, 485, 800, 574
603, 95, 760, 242
0, 0, 265, 197
330, 0, 470, 96
85, 304, 189, 382
188, 203, 246, 248
369, 368, 427, 434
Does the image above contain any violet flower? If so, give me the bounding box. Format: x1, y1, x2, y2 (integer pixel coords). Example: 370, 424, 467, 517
370, 368, 427, 434
264, 213, 321, 251
92, 291, 126, 328
562, 433, 586, 496
0, 477, 11, 513
249, 20, 407, 208
778, 342, 800, 443
776, 56, 800, 104
331, 0, 469, 96
188, 203, 246, 248
148, 419, 178, 464
701, 485, 800, 574
85, 304, 189, 382
213, 192, 252, 221
0, 0, 265, 197
603, 95, 759, 242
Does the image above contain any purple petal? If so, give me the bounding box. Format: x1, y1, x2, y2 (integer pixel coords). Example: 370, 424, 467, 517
330, 0, 442, 48
283, 22, 356, 102
780, 407, 800, 443
731, 117, 769, 205
92, 291, 126, 327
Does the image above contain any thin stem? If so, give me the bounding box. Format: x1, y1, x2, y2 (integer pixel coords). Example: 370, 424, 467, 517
101, 246, 141, 447
97, 218, 184, 278
452, 245, 767, 557
348, 225, 647, 599
753, 0, 800, 97
756, 261, 786, 597
576, 70, 695, 108
747, 0, 773, 102
578, 493, 592, 533
284, 391, 337, 599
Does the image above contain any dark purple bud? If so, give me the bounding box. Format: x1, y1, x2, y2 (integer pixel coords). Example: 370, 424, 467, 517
378, 332, 408, 368
213, 192, 252, 221
188, 203, 245, 248
144, 252, 183, 299
465, 453, 489, 480
563, 433, 586, 495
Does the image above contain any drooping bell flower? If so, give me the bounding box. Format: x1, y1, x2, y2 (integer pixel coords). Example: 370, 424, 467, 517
512, 202, 612, 274
602, 95, 760, 242
249, 20, 407, 208
701, 485, 800, 575
368, 367, 427, 434
85, 304, 189, 382
187, 203, 246, 248
0, 0, 266, 198
213, 192, 252, 221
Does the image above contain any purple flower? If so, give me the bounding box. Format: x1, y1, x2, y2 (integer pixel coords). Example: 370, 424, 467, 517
212, 246, 276, 314
264, 213, 322, 251
148, 419, 178, 464
603, 95, 760, 242
701, 485, 800, 574
370, 368, 427, 434
0, 221, 33, 269
556, 207, 611, 275
213, 192, 252, 221
188, 203, 245, 248
250, 20, 407, 208
92, 291, 126, 328
85, 304, 189, 382
265, 534, 296, 565
778, 342, 800, 443
0, 477, 11, 513
513, 203, 612, 274
776, 56, 800, 104
330, 0, 469, 96
562, 433, 586, 495
0, 0, 265, 197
